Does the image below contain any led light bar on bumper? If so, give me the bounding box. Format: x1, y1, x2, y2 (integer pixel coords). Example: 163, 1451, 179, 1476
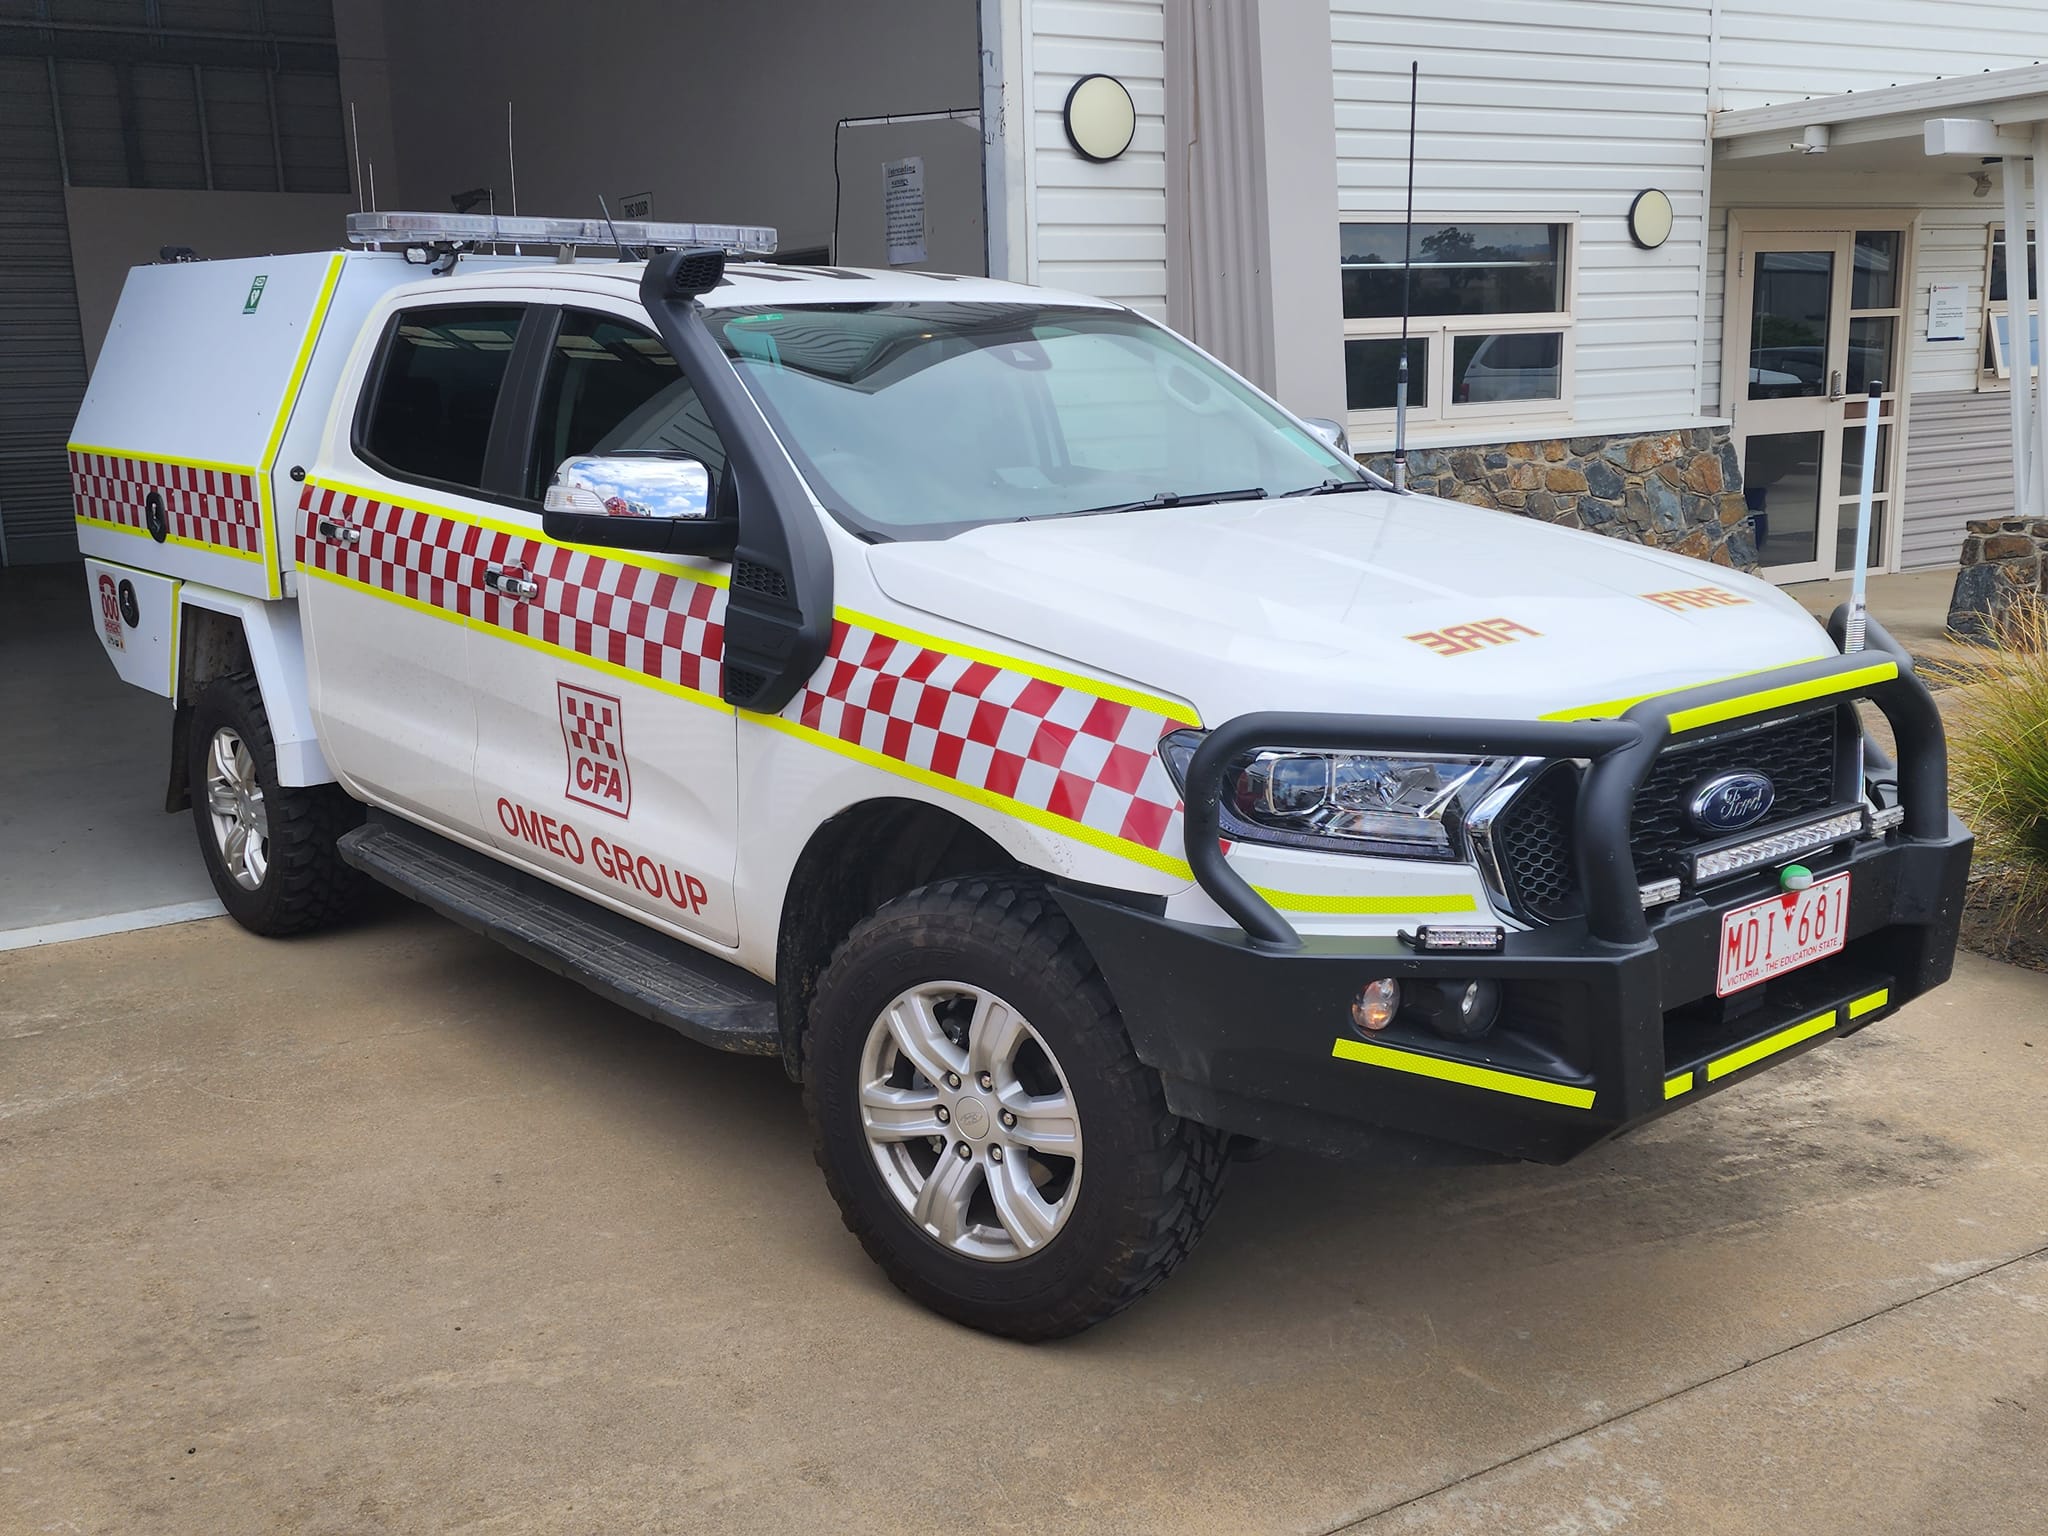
1692, 808, 1868, 884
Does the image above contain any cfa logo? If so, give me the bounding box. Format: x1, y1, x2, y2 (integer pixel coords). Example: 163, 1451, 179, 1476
558, 682, 632, 819
96, 572, 126, 651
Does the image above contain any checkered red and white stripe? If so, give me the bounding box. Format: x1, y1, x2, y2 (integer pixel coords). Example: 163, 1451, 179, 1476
297, 482, 1196, 860
795, 619, 1197, 855
296, 482, 726, 698
71, 450, 264, 555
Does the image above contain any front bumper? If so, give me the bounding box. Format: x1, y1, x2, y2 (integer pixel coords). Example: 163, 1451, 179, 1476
1057, 820, 1970, 1163
1053, 612, 1974, 1165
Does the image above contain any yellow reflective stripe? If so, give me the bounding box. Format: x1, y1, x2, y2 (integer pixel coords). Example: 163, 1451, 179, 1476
1848, 987, 1890, 1020
167, 579, 183, 697
76, 514, 263, 562
67, 442, 255, 477
1706, 1009, 1837, 1081
301, 476, 733, 587
1254, 886, 1477, 915
1667, 663, 1897, 736
258, 252, 347, 599
1664, 1070, 1694, 1099
752, 712, 1196, 879
1331, 1037, 1596, 1109
1541, 657, 1831, 722
297, 562, 733, 714
840, 607, 1199, 725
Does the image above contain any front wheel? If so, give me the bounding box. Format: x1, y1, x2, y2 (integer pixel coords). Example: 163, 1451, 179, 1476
805, 877, 1228, 1340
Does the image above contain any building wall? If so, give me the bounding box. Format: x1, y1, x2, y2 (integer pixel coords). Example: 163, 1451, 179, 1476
376, 0, 979, 262
1715, 1, 2048, 111
1328, 0, 1715, 444
1023, 0, 1169, 315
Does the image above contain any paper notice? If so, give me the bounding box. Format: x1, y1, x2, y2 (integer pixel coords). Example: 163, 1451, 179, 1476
884, 157, 927, 266
1926, 281, 1967, 342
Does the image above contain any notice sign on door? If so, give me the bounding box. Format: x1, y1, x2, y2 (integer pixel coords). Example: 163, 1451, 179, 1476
1927, 281, 1967, 341
884, 156, 927, 266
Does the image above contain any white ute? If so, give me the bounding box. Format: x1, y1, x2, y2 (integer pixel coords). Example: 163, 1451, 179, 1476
72, 211, 1970, 1338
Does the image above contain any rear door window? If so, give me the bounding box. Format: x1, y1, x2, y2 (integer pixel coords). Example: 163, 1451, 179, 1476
360, 305, 524, 490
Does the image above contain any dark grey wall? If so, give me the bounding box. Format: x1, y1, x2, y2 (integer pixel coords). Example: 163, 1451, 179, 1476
377, 0, 980, 258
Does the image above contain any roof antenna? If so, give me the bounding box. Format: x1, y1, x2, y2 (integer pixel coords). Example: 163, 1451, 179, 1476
597, 194, 629, 262
506, 101, 521, 253
348, 101, 364, 213
1393, 61, 1419, 495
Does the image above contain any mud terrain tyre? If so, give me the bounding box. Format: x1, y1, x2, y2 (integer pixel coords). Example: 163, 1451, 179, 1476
806, 876, 1228, 1340
188, 672, 366, 936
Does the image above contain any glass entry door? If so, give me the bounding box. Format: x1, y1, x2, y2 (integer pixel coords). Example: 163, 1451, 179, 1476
1731, 228, 1905, 582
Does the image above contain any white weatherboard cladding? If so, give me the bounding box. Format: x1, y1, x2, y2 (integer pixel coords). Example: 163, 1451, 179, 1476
1330, 0, 1715, 431
1901, 389, 2027, 571
1716, 0, 2048, 111
1026, 0, 1169, 316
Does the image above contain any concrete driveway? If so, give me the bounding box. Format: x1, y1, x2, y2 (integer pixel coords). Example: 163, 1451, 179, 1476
4, 905, 2044, 1534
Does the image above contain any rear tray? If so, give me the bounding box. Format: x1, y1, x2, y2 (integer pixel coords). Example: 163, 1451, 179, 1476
339, 812, 780, 1055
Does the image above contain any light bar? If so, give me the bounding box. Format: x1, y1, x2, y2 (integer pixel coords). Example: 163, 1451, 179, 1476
345, 211, 777, 255
1692, 810, 1865, 885
1411, 924, 1507, 953
1639, 877, 1682, 909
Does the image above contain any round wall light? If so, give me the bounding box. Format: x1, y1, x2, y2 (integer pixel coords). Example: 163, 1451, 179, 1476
1063, 74, 1137, 162
1628, 187, 1675, 250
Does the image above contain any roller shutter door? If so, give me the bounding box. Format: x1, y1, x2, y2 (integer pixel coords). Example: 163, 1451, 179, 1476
0, 58, 88, 565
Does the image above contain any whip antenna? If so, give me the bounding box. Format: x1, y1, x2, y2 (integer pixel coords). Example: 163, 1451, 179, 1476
1393, 61, 1419, 493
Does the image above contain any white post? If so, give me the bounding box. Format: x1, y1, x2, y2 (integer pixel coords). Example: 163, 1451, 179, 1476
2001, 156, 2035, 520
2032, 129, 2048, 514
1845, 382, 1881, 653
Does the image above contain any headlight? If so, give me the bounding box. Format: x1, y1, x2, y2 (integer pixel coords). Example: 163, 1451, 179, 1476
1159, 733, 1513, 860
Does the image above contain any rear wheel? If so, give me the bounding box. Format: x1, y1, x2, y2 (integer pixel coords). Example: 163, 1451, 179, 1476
805, 876, 1228, 1340
188, 673, 365, 936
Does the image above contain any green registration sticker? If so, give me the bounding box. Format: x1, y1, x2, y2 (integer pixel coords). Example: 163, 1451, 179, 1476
244, 274, 267, 314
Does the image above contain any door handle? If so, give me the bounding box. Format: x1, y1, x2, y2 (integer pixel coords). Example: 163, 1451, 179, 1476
315, 516, 360, 547
483, 564, 540, 602
1828, 369, 1843, 400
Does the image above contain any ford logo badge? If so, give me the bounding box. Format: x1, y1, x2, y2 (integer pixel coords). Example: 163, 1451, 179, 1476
1690, 771, 1775, 834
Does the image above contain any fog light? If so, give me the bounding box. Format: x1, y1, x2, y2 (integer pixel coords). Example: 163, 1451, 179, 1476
1351, 977, 1401, 1034
1434, 978, 1503, 1041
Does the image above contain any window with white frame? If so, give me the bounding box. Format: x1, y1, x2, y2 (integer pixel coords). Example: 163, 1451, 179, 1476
1983, 224, 2039, 382
1340, 221, 1573, 428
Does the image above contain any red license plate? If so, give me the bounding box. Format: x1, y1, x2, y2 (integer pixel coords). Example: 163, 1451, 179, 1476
1716, 872, 1851, 997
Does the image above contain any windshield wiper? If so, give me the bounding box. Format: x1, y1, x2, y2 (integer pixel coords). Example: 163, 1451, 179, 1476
1037, 486, 1270, 520
1304, 477, 1377, 496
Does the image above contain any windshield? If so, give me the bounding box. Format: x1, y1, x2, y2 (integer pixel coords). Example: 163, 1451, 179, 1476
709, 302, 1364, 539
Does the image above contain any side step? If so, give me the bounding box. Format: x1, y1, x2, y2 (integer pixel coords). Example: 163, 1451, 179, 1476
339, 812, 780, 1056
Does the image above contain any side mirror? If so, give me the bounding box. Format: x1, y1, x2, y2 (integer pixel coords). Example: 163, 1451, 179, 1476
1303, 417, 1351, 456
541, 453, 735, 555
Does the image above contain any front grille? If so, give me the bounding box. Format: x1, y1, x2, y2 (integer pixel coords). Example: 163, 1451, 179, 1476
1488, 706, 1842, 922
1493, 763, 1582, 922
1629, 709, 1839, 882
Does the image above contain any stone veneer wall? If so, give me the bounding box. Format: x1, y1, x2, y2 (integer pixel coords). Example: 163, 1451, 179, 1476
1948, 517, 2048, 641
1359, 425, 1758, 570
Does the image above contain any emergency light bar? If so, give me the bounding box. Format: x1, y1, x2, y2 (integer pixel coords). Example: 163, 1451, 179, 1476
345, 211, 777, 256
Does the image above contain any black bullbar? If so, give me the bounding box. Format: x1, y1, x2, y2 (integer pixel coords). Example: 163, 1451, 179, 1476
1049, 610, 1972, 1166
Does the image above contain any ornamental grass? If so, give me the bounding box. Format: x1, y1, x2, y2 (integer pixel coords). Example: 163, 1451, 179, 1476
1938, 598, 2048, 937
